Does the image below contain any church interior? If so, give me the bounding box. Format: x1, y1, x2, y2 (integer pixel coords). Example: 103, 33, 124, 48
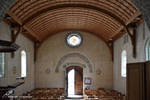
0, 0, 150, 100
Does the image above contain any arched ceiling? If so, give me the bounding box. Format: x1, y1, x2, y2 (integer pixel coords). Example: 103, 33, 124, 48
6, 0, 142, 43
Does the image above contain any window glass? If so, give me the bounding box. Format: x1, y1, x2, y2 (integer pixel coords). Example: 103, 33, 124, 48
121, 50, 127, 77
21, 50, 27, 77
66, 32, 82, 48
146, 39, 150, 61
0, 53, 5, 78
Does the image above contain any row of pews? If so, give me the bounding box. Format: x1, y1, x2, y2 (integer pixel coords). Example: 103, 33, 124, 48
19, 88, 124, 100
22, 88, 65, 100
84, 88, 124, 100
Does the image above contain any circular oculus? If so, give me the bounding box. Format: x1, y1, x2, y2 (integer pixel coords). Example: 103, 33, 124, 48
66, 33, 82, 47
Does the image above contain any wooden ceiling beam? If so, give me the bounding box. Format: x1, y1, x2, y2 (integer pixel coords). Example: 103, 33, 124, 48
7, 10, 22, 25
7, 11, 41, 42
106, 40, 114, 61
112, 15, 144, 41
125, 24, 137, 58
12, 26, 22, 42
22, 31, 38, 43
3, 17, 39, 43
23, 25, 41, 42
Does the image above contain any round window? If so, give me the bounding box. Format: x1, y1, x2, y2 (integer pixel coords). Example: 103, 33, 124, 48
66, 32, 82, 48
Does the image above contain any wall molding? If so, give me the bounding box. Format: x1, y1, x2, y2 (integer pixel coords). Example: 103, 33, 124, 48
63, 62, 86, 69
55, 53, 93, 73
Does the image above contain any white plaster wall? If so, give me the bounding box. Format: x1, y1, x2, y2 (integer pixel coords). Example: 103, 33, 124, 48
113, 22, 150, 94
36, 31, 113, 90
0, 21, 35, 95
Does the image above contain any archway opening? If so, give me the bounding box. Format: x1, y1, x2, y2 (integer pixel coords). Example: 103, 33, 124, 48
66, 66, 83, 98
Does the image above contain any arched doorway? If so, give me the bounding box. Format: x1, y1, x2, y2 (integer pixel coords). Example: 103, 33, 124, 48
66, 66, 83, 98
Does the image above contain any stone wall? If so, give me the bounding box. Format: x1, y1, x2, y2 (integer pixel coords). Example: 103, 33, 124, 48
0, 0, 16, 20
132, 0, 150, 30
35, 31, 113, 90
0, 21, 35, 95
113, 22, 150, 94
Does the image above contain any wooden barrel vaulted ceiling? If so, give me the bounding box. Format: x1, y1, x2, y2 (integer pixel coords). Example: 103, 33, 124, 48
6, 0, 143, 43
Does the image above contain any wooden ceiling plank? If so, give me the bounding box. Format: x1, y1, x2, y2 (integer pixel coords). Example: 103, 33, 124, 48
17, 0, 45, 19
112, 0, 135, 15
126, 11, 141, 25
7, 10, 22, 25
30, 16, 115, 35
18, 0, 133, 23
32, 21, 109, 37
96, 0, 131, 19
11, 0, 30, 14
7, 0, 143, 43
125, 0, 139, 11
28, 9, 120, 30
21, 3, 125, 27
30, 18, 116, 33
10, 0, 20, 11
23, 25, 41, 42
32, 20, 113, 40
38, 25, 111, 39
29, 13, 119, 33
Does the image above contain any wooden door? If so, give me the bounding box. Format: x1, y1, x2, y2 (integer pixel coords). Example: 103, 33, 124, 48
127, 63, 145, 100
146, 62, 150, 100
66, 66, 74, 97
75, 66, 83, 95
66, 66, 83, 95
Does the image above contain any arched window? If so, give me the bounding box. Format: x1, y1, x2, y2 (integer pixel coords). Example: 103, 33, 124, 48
21, 50, 27, 77
0, 53, 5, 77
121, 50, 127, 77
145, 39, 150, 61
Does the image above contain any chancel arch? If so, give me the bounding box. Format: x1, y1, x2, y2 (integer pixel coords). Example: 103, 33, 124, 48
55, 53, 92, 73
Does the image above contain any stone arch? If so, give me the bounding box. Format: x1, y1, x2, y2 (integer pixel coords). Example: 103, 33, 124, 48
63, 62, 86, 69
55, 53, 93, 73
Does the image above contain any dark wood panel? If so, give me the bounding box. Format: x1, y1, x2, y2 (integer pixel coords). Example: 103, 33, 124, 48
66, 66, 83, 96
146, 62, 150, 100
75, 67, 83, 95
127, 63, 144, 100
